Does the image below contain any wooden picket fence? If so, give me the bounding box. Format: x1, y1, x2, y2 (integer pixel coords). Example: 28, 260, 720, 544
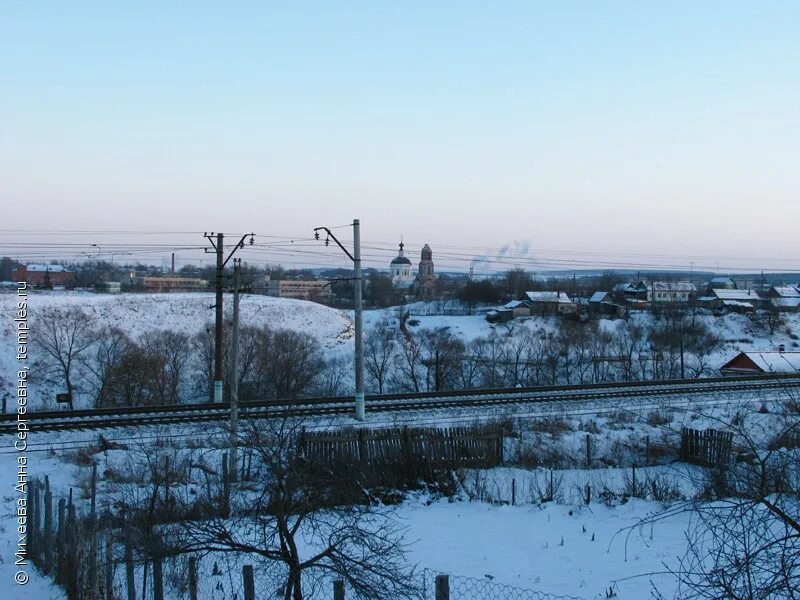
680, 428, 733, 466
25, 475, 115, 600
299, 425, 505, 472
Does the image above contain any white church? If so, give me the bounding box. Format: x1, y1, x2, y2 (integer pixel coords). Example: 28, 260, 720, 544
389, 241, 436, 296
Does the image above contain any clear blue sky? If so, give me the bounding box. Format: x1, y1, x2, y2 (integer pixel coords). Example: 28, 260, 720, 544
2, 2, 799, 271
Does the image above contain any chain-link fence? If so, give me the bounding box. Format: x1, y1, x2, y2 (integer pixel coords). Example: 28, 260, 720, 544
420, 569, 585, 600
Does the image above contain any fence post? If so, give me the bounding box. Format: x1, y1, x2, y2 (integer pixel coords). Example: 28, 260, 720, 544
43, 477, 53, 573
187, 556, 198, 600
402, 426, 411, 460
28, 479, 38, 562
585, 482, 591, 505
511, 478, 516, 506
65, 490, 78, 600
221, 452, 230, 517
358, 429, 367, 463
89, 464, 99, 600
435, 574, 450, 600
632, 464, 637, 496
585, 434, 591, 468
243, 565, 255, 600
497, 429, 504, 464
152, 543, 164, 600
56, 497, 66, 584
334, 579, 345, 600
105, 532, 114, 600
124, 521, 136, 600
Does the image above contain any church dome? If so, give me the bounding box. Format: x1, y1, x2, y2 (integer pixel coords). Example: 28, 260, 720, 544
421, 244, 432, 260
391, 241, 411, 265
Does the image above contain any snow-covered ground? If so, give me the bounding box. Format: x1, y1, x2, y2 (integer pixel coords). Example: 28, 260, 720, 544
4, 291, 799, 411
1, 392, 794, 600
0, 291, 354, 409
401, 495, 688, 599
0, 438, 694, 600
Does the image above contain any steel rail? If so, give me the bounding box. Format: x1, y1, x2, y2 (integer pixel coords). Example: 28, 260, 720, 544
2, 375, 798, 434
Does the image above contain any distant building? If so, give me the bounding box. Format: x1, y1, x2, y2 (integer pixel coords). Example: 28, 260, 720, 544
766, 285, 800, 299
265, 279, 333, 301
389, 241, 415, 288
524, 291, 576, 315
770, 297, 800, 312
612, 281, 648, 303
647, 281, 697, 303
126, 274, 208, 292
703, 288, 764, 310
503, 299, 532, 317
414, 243, 437, 298
588, 291, 627, 318
13, 263, 75, 287
720, 351, 800, 376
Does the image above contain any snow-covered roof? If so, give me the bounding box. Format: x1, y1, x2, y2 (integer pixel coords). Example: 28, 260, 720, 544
710, 277, 734, 284
650, 281, 696, 292
771, 286, 800, 298
743, 352, 800, 373
722, 300, 754, 308
712, 288, 762, 301
504, 300, 528, 309
772, 297, 800, 308
25, 263, 71, 273
524, 291, 572, 303
612, 283, 634, 292
589, 291, 609, 303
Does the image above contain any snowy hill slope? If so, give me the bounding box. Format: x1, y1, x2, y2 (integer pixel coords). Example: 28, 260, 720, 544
1, 291, 354, 409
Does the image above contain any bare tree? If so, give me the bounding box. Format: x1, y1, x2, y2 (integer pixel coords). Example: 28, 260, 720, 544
171, 420, 419, 600
254, 328, 324, 400
392, 336, 424, 393
83, 326, 132, 405
99, 343, 165, 407
364, 321, 396, 394
142, 330, 191, 404
33, 306, 96, 409
420, 329, 466, 391
643, 401, 800, 600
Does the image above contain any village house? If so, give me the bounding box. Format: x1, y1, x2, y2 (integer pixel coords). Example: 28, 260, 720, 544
588, 291, 627, 318
720, 350, 800, 376
12, 263, 75, 287
764, 285, 800, 312
647, 281, 697, 304
765, 285, 800, 299
611, 281, 648, 303
771, 297, 800, 312
503, 299, 532, 317
524, 291, 576, 315
699, 288, 763, 312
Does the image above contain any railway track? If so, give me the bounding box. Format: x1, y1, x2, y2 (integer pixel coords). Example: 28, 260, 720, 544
3, 374, 799, 434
